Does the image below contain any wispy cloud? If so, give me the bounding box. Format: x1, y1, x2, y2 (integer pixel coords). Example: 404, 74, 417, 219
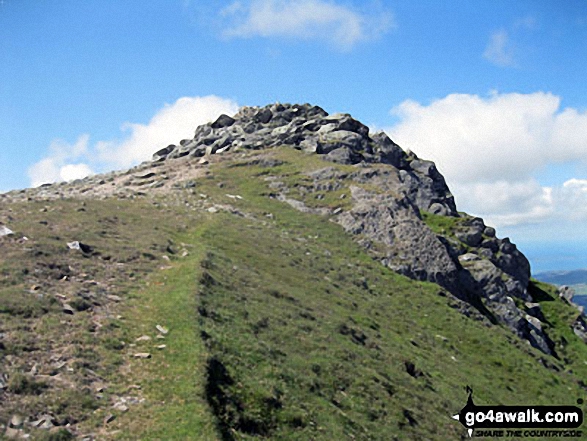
483, 29, 515, 67
385, 91, 587, 229
220, 0, 394, 51
513, 15, 538, 30
28, 95, 239, 187
483, 16, 537, 68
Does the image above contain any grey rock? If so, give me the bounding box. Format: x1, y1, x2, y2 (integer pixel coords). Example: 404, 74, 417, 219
113, 402, 129, 412
324, 113, 369, 137
324, 146, 363, 165
398, 166, 457, 216
152, 144, 176, 161
458, 253, 480, 262
371, 132, 408, 169
484, 226, 496, 237
456, 228, 483, 247
558, 285, 575, 303
211, 114, 235, 129
156, 324, 169, 334
318, 130, 365, 154
410, 159, 436, 176
133, 352, 151, 359
32, 415, 55, 430
0, 225, 14, 237
67, 241, 93, 254
480, 238, 499, 252
525, 302, 544, 321
429, 202, 449, 216
300, 138, 318, 153
494, 239, 530, 288
253, 108, 273, 124
302, 120, 321, 132
9, 415, 23, 428
276, 194, 330, 215
573, 315, 587, 343
338, 186, 460, 290
191, 146, 207, 158
525, 314, 543, 332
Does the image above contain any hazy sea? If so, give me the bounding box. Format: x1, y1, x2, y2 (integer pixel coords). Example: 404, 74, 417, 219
517, 241, 587, 274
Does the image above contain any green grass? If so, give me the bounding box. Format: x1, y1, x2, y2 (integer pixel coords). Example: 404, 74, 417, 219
530, 280, 587, 380
2, 149, 587, 440
111, 234, 219, 440
419, 210, 462, 237
179, 152, 587, 439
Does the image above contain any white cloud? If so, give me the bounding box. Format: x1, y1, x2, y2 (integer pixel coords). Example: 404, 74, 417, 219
59, 164, 94, 182
453, 179, 554, 227
28, 95, 238, 187
28, 135, 94, 187
96, 96, 239, 168
220, 0, 393, 50
483, 29, 515, 67
385, 91, 587, 229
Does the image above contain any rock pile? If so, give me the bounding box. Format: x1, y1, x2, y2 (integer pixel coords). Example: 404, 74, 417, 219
154, 103, 456, 217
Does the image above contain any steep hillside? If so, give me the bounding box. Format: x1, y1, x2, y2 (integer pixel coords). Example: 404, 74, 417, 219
1, 104, 587, 440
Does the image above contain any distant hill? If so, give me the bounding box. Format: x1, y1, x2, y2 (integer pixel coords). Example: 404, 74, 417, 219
534, 269, 587, 285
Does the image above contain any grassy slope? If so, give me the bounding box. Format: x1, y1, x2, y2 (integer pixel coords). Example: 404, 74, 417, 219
179, 150, 587, 440
111, 238, 218, 440
2, 148, 587, 440
0, 200, 160, 429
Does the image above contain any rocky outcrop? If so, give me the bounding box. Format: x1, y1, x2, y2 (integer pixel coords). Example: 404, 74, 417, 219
156, 103, 457, 217
338, 186, 461, 290
152, 102, 554, 354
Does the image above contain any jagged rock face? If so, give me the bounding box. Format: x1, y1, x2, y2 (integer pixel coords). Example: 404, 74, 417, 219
154, 102, 552, 354
338, 185, 461, 290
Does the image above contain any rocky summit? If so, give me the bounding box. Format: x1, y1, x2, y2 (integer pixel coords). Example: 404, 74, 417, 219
1, 103, 587, 440
153, 102, 553, 354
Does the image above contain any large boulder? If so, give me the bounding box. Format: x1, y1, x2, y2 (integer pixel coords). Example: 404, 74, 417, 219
211, 114, 236, 129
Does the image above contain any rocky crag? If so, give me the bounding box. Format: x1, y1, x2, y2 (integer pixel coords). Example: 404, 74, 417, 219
148, 102, 556, 354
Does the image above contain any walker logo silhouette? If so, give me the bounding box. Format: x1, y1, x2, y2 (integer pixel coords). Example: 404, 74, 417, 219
452, 386, 584, 438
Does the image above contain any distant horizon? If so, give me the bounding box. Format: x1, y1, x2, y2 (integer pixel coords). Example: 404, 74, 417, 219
520, 240, 587, 274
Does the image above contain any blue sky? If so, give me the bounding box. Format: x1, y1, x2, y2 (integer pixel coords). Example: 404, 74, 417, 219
1, 0, 587, 271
